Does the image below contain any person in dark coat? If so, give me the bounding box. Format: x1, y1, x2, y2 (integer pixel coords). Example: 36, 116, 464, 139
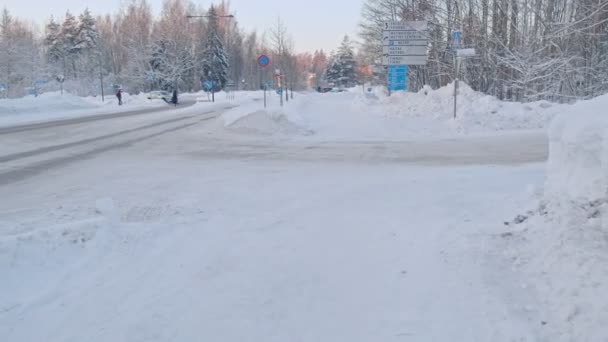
171, 89, 178, 106
116, 89, 123, 106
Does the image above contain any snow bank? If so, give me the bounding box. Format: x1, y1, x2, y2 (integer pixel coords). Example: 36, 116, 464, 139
216, 98, 312, 136
235, 83, 567, 142
0, 92, 100, 116
500, 94, 608, 342
545, 94, 608, 203
0, 91, 166, 127
382, 83, 564, 133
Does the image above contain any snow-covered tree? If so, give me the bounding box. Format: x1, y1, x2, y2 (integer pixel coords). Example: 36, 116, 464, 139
0, 8, 41, 97
61, 11, 80, 78
325, 36, 357, 87
0, 8, 15, 96
358, 0, 608, 102
77, 9, 98, 51
150, 0, 195, 91
201, 6, 229, 93
311, 49, 328, 87
44, 17, 63, 66
150, 39, 193, 90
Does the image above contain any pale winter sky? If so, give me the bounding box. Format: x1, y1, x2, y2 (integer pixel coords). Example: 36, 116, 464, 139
2, 0, 364, 53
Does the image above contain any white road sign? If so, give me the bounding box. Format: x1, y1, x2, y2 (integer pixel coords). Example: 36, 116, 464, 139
384, 21, 428, 31
383, 30, 428, 41
383, 45, 428, 56
382, 21, 429, 66
383, 55, 428, 66
383, 38, 427, 46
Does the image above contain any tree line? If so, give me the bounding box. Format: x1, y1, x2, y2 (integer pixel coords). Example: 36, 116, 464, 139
359, 0, 608, 102
0, 0, 343, 98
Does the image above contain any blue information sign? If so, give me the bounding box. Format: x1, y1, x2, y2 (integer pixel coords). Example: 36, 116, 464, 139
388, 65, 407, 91
452, 31, 461, 49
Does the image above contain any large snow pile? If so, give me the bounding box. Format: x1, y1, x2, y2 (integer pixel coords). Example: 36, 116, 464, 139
381, 83, 564, 133
545, 94, 608, 203
499, 94, 608, 341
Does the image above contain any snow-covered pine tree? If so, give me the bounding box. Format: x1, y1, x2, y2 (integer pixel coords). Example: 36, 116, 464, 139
201, 6, 229, 96
61, 11, 80, 78
75, 9, 99, 95
324, 51, 340, 87
325, 36, 357, 88
336, 35, 357, 87
148, 0, 195, 92
44, 17, 64, 67
77, 9, 98, 51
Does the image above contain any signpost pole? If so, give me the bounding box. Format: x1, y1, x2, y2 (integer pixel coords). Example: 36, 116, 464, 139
454, 74, 458, 119
257, 54, 271, 108
452, 47, 476, 119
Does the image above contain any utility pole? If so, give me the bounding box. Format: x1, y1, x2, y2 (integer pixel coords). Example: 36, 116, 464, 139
285, 78, 289, 103
98, 52, 105, 102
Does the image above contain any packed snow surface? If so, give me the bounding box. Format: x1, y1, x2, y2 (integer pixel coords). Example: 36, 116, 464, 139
0, 91, 167, 127
499, 93, 608, 342
2, 84, 607, 341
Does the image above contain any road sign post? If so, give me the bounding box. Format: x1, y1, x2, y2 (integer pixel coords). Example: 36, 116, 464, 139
256, 55, 271, 108
453, 48, 477, 119
382, 21, 428, 95
275, 69, 283, 107
382, 21, 429, 66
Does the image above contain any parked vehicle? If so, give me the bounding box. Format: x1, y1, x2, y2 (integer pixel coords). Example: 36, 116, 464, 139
147, 90, 171, 102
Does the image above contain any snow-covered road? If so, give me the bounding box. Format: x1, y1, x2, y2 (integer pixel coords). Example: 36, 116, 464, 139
1, 153, 544, 341
1, 92, 552, 341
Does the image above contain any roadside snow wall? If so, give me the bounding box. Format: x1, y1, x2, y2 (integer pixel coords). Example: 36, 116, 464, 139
545, 94, 608, 206
502, 94, 608, 342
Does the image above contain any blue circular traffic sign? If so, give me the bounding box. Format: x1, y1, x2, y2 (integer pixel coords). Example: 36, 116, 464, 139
257, 54, 270, 68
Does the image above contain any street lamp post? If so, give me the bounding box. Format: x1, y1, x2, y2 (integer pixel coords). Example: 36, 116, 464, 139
186, 14, 235, 19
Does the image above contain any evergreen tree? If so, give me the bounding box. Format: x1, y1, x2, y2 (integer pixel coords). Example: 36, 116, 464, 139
324, 51, 340, 86
201, 6, 229, 93
77, 9, 98, 51
61, 11, 80, 78
45, 17, 63, 63
325, 36, 357, 88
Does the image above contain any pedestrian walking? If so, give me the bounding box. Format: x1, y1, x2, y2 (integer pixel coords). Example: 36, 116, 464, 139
171, 89, 178, 107
116, 89, 123, 106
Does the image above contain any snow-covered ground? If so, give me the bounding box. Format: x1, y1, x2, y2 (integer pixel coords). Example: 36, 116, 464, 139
208, 84, 567, 143
0, 146, 546, 341
1, 84, 606, 341
0, 90, 262, 128
497, 93, 608, 341
0, 91, 172, 127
